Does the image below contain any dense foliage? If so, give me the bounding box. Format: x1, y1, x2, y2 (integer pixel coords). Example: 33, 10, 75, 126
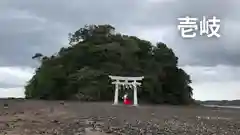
25, 24, 193, 105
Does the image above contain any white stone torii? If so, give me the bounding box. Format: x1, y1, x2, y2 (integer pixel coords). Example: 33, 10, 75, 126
109, 75, 144, 106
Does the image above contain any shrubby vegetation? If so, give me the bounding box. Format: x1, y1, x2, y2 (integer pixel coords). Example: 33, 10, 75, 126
25, 24, 193, 105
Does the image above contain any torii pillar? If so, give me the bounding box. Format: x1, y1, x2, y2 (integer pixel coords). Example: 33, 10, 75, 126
114, 80, 119, 105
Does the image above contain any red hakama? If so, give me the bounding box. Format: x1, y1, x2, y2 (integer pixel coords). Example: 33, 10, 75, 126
124, 98, 132, 105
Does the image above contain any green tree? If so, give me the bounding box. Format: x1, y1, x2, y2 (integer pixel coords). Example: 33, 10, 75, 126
25, 24, 193, 105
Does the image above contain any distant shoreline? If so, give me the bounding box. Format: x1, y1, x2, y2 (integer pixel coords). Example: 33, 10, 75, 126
1, 98, 240, 109
203, 104, 240, 109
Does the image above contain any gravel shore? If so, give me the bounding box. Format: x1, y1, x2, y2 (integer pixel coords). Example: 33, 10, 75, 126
0, 100, 240, 135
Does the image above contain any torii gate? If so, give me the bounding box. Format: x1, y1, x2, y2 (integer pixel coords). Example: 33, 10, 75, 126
109, 75, 144, 106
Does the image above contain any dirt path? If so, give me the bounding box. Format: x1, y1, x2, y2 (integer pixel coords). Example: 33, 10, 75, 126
0, 100, 240, 135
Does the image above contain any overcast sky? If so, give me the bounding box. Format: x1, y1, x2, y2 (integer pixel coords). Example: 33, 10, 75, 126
0, 0, 240, 100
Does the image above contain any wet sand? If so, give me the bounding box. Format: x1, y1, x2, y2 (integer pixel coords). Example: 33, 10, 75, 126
0, 99, 240, 135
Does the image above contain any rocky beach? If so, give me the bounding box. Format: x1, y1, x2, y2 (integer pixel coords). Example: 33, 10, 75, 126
0, 99, 240, 135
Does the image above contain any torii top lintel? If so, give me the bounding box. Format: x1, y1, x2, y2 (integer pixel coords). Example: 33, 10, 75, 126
109, 75, 144, 81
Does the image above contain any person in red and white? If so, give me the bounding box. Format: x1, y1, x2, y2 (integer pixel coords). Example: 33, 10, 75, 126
123, 93, 131, 105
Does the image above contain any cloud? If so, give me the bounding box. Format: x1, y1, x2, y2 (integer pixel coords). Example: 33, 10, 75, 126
0, 8, 69, 66
183, 65, 240, 83
0, 87, 25, 98
0, 66, 34, 86
0, 0, 239, 67
0, 66, 33, 97
147, 0, 177, 3
192, 81, 240, 101
0, 0, 240, 100
183, 65, 240, 100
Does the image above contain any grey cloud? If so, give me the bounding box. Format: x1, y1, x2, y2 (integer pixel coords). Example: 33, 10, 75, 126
183, 65, 240, 83
144, 0, 240, 66
0, 0, 142, 66
162, 20, 240, 66
0, 82, 23, 88
0, 8, 68, 66
2, 0, 140, 29
129, 0, 235, 27
0, 0, 240, 67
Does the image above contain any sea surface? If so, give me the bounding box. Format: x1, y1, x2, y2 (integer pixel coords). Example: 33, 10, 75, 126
203, 104, 240, 109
